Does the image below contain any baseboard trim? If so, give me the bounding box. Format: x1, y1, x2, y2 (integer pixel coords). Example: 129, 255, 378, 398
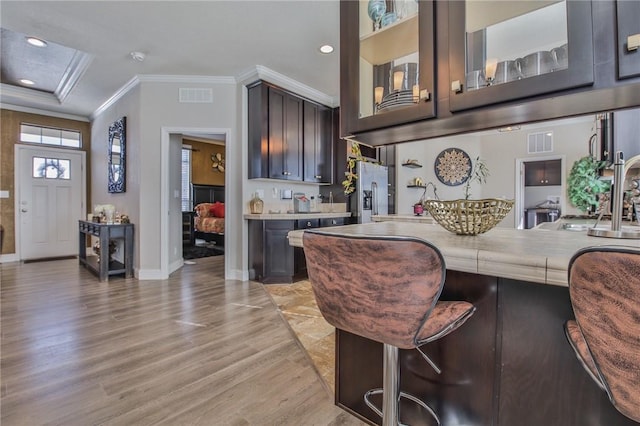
0, 253, 20, 263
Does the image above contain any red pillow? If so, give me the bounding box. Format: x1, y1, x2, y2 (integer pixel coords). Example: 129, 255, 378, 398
211, 202, 225, 218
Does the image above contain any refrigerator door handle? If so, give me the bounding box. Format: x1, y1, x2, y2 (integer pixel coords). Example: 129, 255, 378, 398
371, 181, 378, 216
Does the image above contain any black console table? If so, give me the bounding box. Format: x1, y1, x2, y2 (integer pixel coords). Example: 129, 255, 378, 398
78, 220, 134, 281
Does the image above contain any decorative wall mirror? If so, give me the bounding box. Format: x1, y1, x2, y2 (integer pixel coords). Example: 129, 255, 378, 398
108, 116, 126, 193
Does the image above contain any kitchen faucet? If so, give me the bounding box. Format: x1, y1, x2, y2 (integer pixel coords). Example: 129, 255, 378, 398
588, 151, 640, 239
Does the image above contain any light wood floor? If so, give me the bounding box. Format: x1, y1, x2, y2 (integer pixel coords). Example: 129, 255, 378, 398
0, 256, 366, 425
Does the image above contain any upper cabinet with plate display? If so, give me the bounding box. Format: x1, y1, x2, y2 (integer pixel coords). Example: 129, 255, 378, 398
340, 1, 640, 146
448, 0, 594, 112
340, 0, 436, 136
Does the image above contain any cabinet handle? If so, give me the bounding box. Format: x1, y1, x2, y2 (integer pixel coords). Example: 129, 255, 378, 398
307, 221, 312, 227
315, 175, 322, 179
628, 33, 640, 52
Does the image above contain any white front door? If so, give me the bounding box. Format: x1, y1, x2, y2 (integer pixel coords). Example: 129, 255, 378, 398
17, 146, 85, 260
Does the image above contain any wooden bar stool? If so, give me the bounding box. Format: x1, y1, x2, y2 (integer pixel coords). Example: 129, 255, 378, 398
303, 230, 475, 426
565, 246, 640, 423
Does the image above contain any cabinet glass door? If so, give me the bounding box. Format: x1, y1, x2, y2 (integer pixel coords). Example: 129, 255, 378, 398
341, 0, 435, 136
449, 0, 594, 112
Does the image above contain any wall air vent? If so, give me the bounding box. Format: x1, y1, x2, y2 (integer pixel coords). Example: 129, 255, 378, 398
179, 88, 213, 103
527, 131, 553, 154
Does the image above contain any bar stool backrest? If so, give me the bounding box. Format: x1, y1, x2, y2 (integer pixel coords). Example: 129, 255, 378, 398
568, 246, 640, 422
303, 231, 445, 350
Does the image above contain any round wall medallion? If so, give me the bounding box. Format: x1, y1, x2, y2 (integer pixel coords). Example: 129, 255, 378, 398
434, 148, 472, 186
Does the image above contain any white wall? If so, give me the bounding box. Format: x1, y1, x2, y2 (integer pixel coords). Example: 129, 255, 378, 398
396, 115, 594, 227
93, 77, 239, 279
168, 133, 183, 270
90, 86, 142, 270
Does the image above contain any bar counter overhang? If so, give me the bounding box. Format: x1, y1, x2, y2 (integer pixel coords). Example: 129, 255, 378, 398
288, 222, 640, 426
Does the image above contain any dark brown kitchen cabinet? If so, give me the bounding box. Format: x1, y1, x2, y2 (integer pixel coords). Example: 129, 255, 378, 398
303, 101, 333, 183
248, 81, 303, 181
340, 0, 436, 137
249, 217, 347, 284
525, 160, 561, 187
616, 0, 640, 80
377, 144, 396, 214
340, 2, 640, 147
249, 220, 295, 284
448, 0, 594, 112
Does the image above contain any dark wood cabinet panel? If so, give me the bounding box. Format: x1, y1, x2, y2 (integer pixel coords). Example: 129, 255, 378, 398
250, 217, 347, 284
249, 220, 295, 284
448, 1, 594, 113
339, 1, 640, 146
248, 80, 333, 182
616, 0, 640, 80
525, 159, 561, 186
303, 101, 333, 183
339, 0, 436, 137
334, 272, 638, 425
268, 87, 303, 180
377, 145, 396, 214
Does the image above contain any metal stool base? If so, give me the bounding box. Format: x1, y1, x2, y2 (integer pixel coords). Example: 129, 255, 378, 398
363, 344, 441, 426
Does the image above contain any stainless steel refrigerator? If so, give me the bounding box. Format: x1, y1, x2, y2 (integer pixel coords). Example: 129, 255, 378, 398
351, 161, 389, 223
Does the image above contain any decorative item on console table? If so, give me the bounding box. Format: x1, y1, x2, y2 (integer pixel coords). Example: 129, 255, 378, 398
425, 156, 514, 235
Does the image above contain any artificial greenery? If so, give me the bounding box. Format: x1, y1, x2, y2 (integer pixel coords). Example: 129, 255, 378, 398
341, 141, 385, 195
463, 156, 490, 199
341, 142, 362, 195
567, 156, 610, 213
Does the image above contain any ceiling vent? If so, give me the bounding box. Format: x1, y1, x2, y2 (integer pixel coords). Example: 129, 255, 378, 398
179, 88, 213, 103
527, 131, 553, 154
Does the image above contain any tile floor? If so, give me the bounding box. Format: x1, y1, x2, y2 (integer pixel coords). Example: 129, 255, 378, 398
263, 280, 336, 393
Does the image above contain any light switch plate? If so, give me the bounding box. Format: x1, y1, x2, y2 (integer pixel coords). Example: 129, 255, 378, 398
0, 190, 9, 198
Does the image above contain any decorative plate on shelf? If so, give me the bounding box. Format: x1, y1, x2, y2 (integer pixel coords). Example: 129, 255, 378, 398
434, 148, 472, 186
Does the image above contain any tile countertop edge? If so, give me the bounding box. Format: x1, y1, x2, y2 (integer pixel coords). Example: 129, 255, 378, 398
245, 212, 352, 220
286, 222, 640, 287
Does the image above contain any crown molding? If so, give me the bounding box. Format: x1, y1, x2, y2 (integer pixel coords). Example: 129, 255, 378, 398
237, 65, 337, 107
55, 51, 94, 103
0, 102, 89, 122
92, 68, 336, 119
138, 75, 236, 84
91, 76, 140, 120
1, 83, 60, 106
91, 75, 237, 119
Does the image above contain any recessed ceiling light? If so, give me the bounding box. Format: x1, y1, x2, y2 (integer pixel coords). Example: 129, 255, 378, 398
19, 79, 35, 86
26, 37, 47, 47
319, 44, 334, 54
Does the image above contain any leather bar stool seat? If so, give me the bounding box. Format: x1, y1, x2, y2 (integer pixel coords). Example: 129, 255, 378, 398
565, 246, 640, 423
303, 230, 475, 426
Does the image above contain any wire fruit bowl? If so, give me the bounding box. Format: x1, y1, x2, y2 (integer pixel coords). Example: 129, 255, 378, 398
424, 198, 515, 235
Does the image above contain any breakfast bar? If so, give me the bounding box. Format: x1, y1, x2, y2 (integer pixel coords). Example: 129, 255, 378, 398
288, 222, 640, 425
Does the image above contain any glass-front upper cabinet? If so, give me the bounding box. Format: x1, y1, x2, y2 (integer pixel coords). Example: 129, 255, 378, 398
340, 0, 435, 136
448, 0, 594, 112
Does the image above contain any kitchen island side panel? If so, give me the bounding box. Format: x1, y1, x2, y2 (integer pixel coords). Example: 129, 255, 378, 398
335, 272, 638, 425
336, 271, 498, 426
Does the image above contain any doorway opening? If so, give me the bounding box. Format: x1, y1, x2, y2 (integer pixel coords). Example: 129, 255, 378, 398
515, 155, 565, 229
160, 127, 230, 279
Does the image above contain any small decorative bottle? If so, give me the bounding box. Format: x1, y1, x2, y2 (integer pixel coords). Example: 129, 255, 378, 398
250, 192, 264, 214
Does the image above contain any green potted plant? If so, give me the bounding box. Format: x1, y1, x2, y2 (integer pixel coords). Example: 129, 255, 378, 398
567, 156, 610, 214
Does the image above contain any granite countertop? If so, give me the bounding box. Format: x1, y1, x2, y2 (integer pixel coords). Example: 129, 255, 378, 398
372, 214, 434, 224
245, 212, 352, 220
287, 222, 640, 287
